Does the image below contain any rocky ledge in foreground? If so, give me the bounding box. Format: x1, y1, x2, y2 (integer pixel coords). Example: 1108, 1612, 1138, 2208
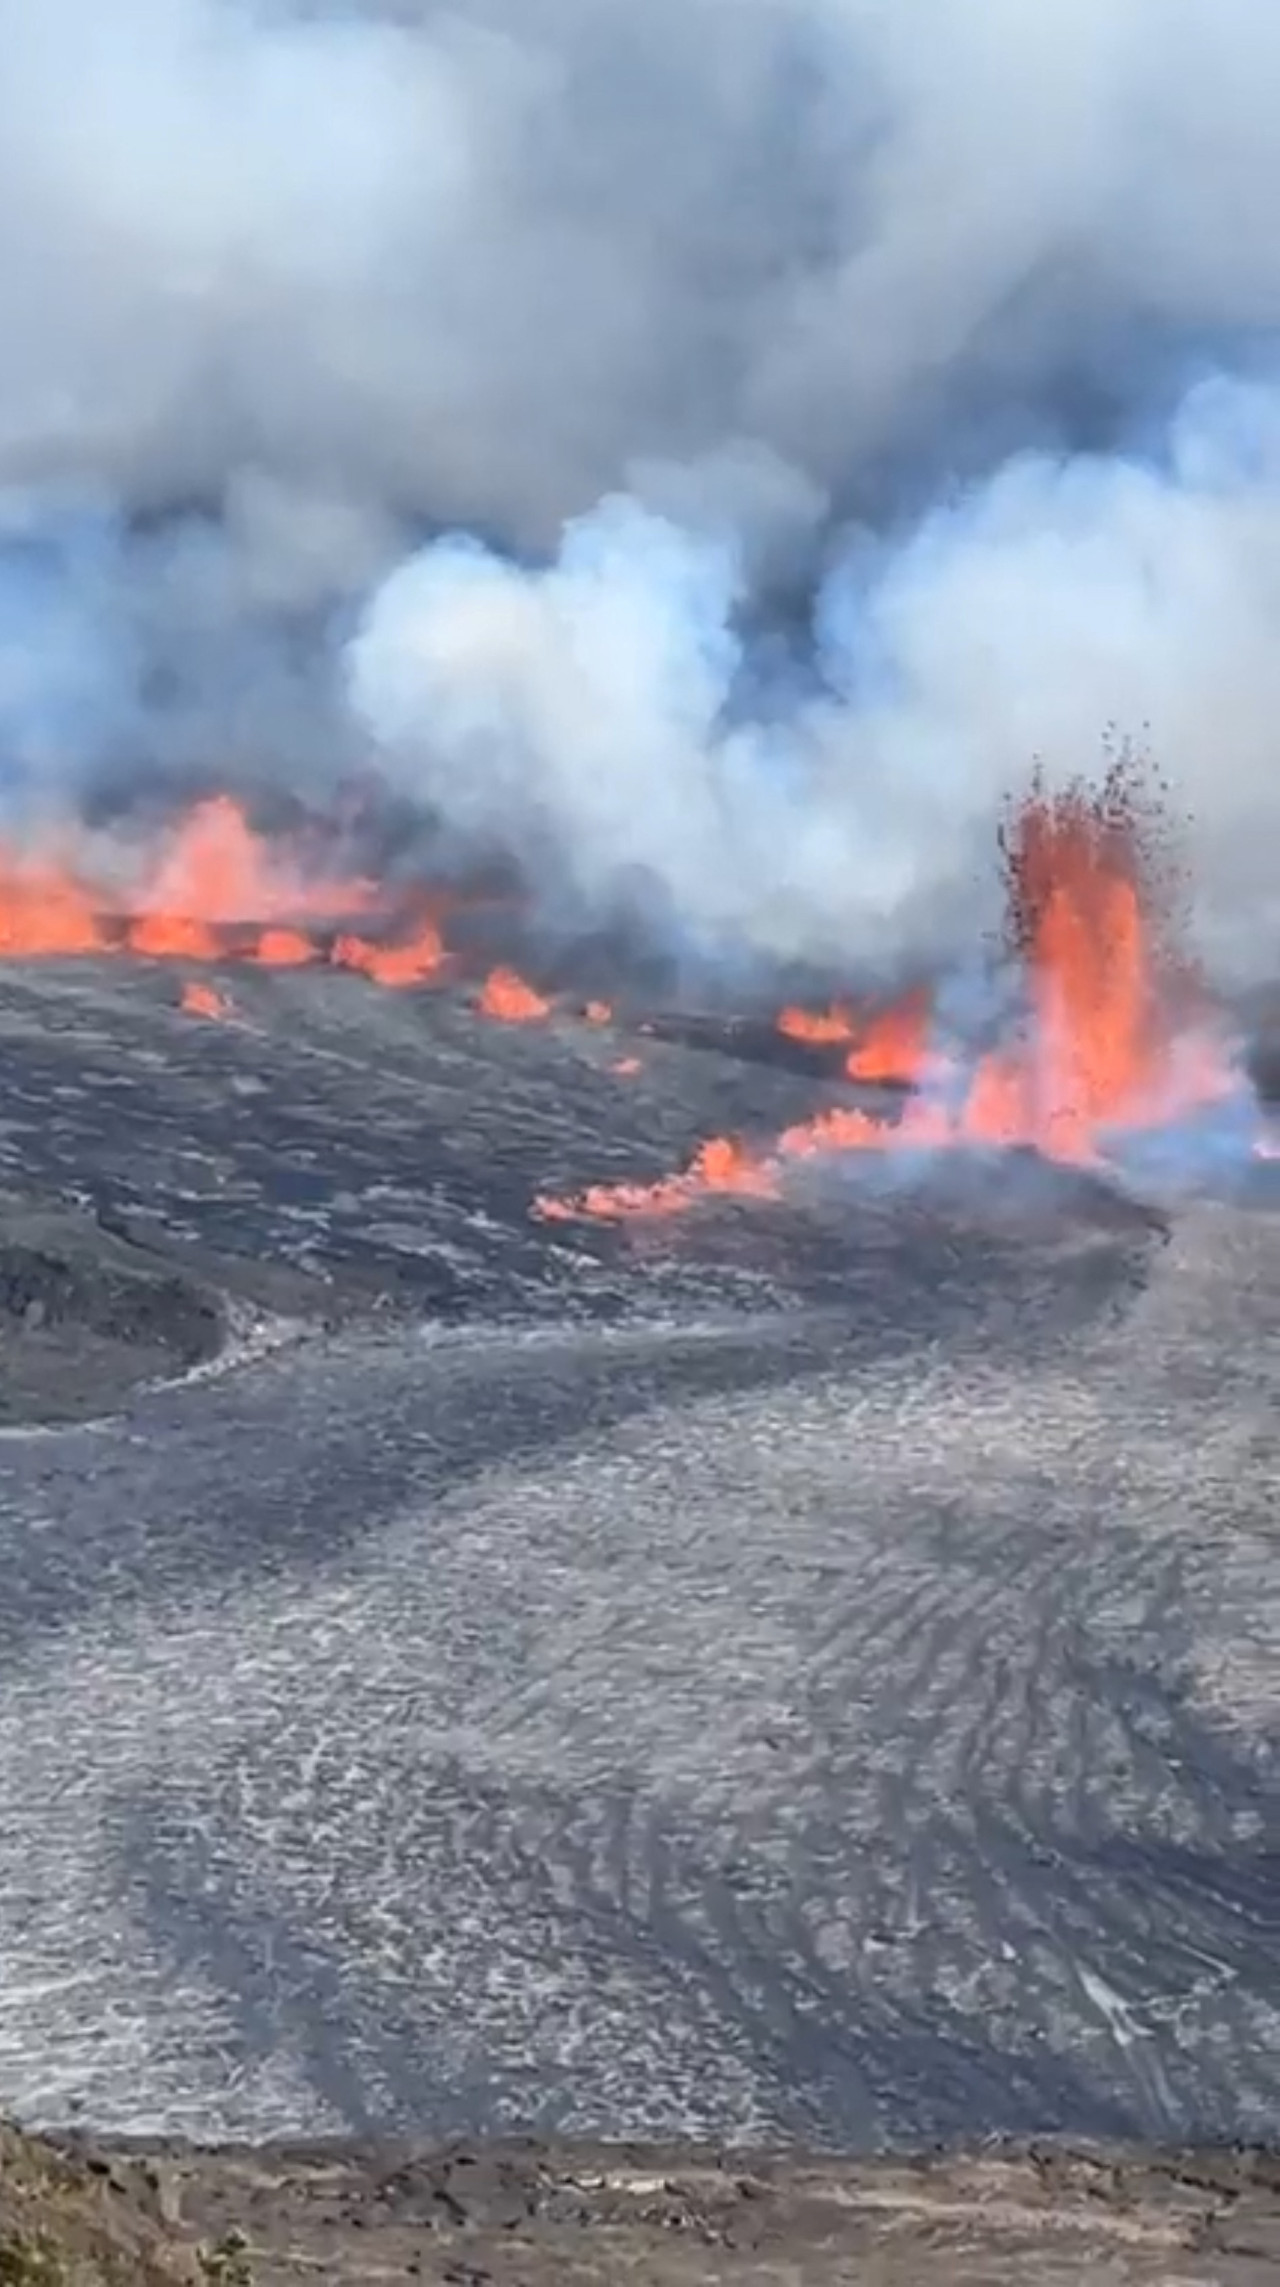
1, 2122, 1277, 2285
0, 1186, 370, 1427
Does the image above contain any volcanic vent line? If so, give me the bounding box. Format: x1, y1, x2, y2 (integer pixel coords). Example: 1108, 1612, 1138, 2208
0, 792, 570, 1025
536, 763, 1272, 1223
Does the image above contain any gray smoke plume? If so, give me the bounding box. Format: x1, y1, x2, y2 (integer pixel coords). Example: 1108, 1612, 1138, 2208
3, 0, 1280, 973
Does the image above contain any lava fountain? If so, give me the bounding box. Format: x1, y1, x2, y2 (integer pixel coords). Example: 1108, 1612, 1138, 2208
0, 793, 555, 1015
536, 761, 1259, 1224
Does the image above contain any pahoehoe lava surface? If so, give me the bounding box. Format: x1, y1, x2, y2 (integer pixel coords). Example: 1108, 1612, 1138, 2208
0, 958, 1275, 2151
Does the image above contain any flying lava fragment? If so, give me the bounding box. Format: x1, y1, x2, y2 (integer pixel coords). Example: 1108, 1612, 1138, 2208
180, 979, 232, 1021
477, 967, 552, 1022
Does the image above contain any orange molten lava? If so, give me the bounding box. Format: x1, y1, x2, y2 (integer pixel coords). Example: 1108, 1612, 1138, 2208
537, 1135, 778, 1223
0, 793, 579, 1041
252, 927, 315, 967
180, 980, 232, 1021
477, 967, 552, 1022
130, 912, 220, 960
137, 794, 373, 927
332, 919, 447, 988
0, 847, 105, 956
0, 794, 380, 966
0, 795, 467, 1001
844, 991, 937, 1086
779, 991, 942, 1085
778, 1002, 856, 1046
535, 764, 1248, 1222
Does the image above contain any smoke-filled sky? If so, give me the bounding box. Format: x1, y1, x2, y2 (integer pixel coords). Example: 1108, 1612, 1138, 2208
3, 0, 1280, 974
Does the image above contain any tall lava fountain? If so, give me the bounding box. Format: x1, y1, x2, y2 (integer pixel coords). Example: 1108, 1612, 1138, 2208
537, 757, 1267, 1222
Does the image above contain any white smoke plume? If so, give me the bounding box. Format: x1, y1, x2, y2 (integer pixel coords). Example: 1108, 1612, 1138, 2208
3, 0, 1280, 972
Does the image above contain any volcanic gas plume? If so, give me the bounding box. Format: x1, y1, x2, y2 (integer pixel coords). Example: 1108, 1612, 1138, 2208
2, 5, 1280, 982
536, 761, 1264, 1223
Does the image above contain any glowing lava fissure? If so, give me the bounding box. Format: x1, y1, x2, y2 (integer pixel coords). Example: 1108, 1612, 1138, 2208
180, 979, 233, 1021
0, 793, 555, 1016
536, 761, 1255, 1224
477, 966, 553, 1022
1, 769, 1262, 1197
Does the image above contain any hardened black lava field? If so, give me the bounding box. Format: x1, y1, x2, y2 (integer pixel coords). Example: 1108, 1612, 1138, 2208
0, 949, 1274, 2153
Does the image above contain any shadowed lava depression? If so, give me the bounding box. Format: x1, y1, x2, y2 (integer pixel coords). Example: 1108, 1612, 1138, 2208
0, 901, 1276, 2154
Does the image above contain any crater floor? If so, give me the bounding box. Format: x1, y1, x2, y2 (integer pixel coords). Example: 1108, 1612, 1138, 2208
0, 956, 1274, 2149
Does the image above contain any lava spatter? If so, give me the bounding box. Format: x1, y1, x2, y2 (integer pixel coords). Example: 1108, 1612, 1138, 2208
180, 979, 233, 1021
477, 967, 552, 1022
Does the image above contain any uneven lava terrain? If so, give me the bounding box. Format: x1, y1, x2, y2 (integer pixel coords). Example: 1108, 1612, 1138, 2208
0, 775, 1276, 2177
3, 2121, 1280, 2284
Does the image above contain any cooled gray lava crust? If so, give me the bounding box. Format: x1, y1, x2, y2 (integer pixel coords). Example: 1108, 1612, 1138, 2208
0, 956, 1274, 2151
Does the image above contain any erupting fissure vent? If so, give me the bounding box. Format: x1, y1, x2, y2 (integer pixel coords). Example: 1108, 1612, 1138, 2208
0, 794, 552, 1019
536, 761, 1259, 1222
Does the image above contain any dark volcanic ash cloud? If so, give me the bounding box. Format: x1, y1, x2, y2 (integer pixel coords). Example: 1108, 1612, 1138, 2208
3, 0, 1280, 972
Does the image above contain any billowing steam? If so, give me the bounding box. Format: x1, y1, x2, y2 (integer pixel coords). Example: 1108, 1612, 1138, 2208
3, 0, 1280, 975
